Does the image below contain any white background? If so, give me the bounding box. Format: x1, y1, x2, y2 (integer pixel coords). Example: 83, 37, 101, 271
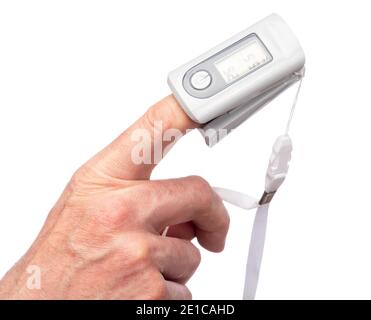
1, 1, 371, 300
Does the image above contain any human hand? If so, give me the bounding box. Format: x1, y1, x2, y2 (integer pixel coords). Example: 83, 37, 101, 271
0, 96, 229, 299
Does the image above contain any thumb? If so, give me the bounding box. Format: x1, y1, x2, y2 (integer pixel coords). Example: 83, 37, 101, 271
84, 95, 199, 180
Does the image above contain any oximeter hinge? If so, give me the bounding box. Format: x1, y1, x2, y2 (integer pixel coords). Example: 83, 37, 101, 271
200, 68, 305, 147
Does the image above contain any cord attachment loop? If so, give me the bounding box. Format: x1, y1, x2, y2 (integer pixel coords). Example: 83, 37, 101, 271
259, 134, 293, 205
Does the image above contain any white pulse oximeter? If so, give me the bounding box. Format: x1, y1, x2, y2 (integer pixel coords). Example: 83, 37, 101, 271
168, 14, 305, 146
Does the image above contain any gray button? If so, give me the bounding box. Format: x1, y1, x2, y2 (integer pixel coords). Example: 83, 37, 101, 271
190, 70, 212, 90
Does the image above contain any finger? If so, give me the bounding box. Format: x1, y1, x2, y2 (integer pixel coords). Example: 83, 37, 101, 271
127, 176, 230, 252
151, 235, 201, 284
87, 95, 199, 180
165, 281, 192, 300
165, 222, 196, 240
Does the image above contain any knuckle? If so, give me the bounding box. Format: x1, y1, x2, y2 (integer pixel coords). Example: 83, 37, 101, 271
173, 240, 201, 281
145, 97, 181, 131
189, 243, 202, 270
70, 165, 94, 186
68, 169, 86, 194
186, 175, 214, 208
126, 236, 152, 266
66, 166, 96, 199
144, 104, 169, 133
221, 209, 231, 231
214, 207, 230, 235
94, 193, 135, 229
181, 240, 201, 267
182, 286, 192, 300
148, 274, 167, 300
186, 175, 209, 188
132, 243, 151, 265
143, 106, 157, 131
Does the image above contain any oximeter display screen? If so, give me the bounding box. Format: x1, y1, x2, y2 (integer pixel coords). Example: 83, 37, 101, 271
215, 37, 272, 84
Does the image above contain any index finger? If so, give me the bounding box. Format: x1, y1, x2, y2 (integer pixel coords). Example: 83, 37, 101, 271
87, 95, 199, 180
124, 176, 230, 252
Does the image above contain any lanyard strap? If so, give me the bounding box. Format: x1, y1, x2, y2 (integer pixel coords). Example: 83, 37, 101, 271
214, 135, 291, 300
243, 203, 270, 300
214, 75, 304, 299
163, 74, 304, 298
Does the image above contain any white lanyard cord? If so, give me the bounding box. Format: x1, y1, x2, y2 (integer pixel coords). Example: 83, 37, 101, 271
243, 203, 270, 300
163, 74, 304, 299
214, 76, 304, 300
286, 77, 303, 134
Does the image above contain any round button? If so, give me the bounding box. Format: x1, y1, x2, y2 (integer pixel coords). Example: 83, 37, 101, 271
190, 70, 212, 90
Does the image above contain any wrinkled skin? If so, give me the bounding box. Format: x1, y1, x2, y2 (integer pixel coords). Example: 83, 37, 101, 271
0, 96, 229, 299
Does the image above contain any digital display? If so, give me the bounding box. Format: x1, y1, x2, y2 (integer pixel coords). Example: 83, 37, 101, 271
215, 38, 272, 84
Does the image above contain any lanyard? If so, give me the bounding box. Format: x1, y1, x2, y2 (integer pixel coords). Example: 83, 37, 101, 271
214, 76, 303, 299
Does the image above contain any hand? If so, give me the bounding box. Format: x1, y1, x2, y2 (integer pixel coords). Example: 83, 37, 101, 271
0, 96, 230, 299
